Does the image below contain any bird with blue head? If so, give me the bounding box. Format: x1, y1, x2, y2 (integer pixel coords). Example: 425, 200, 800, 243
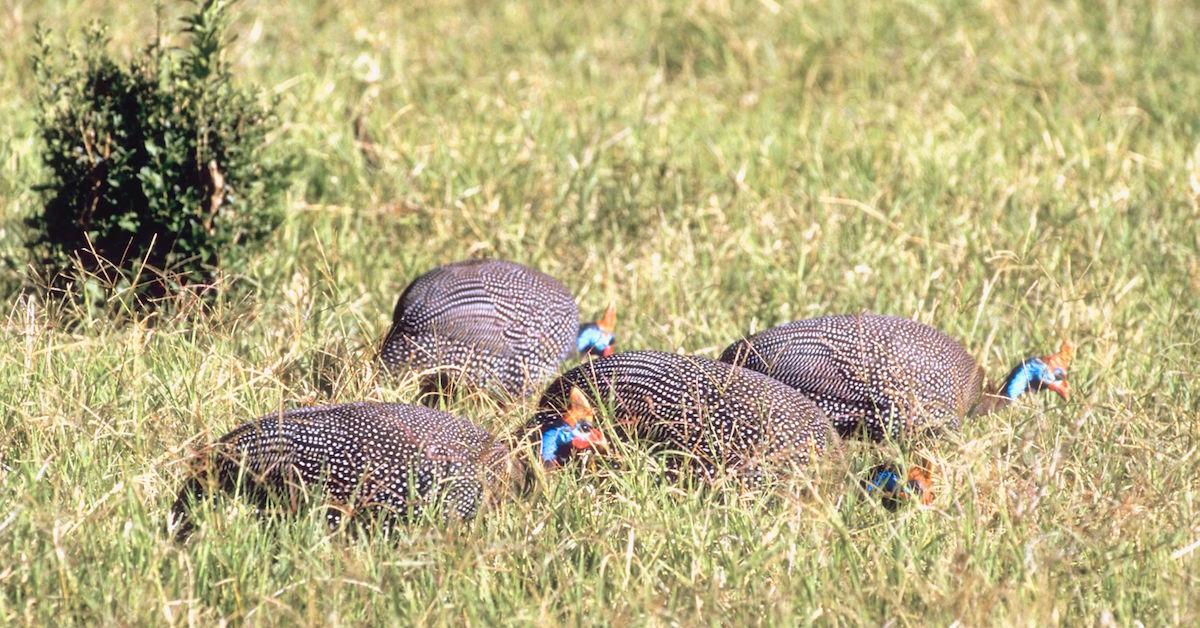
995, 342, 1071, 403
720, 315, 1075, 441
974, 339, 1073, 416
576, 304, 617, 359
530, 351, 834, 481
538, 387, 608, 468
864, 463, 934, 510
720, 314, 1076, 508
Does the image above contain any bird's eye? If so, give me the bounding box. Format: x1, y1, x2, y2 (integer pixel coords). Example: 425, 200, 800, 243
579, 423, 592, 433
1054, 368, 1065, 379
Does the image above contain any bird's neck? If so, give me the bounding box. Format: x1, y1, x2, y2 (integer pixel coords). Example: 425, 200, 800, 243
1001, 360, 1039, 399
575, 325, 605, 354
971, 361, 1035, 417
970, 391, 1012, 417
540, 424, 573, 464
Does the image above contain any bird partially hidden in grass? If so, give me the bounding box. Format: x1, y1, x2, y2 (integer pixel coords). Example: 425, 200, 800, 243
863, 463, 934, 511
530, 351, 834, 482
720, 314, 1075, 441
538, 387, 610, 469
378, 259, 617, 401
168, 398, 608, 540
721, 314, 1074, 508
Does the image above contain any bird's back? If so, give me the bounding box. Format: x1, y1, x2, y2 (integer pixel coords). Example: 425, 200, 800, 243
172, 402, 506, 535
534, 351, 832, 477
381, 259, 580, 396
720, 314, 983, 441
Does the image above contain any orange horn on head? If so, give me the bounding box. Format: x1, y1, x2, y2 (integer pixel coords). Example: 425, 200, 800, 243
1043, 339, 1075, 372
1040, 338, 1073, 400
597, 304, 617, 333
563, 386, 593, 427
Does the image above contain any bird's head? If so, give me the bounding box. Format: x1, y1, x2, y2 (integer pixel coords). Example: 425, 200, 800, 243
577, 304, 617, 358
865, 463, 934, 510
540, 387, 607, 468
1003, 339, 1074, 401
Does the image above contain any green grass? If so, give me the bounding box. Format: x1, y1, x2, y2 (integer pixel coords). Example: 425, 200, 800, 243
2, 0, 1199, 623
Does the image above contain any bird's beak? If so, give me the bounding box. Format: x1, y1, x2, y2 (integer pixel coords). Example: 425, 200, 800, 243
1044, 379, 1069, 400
905, 466, 934, 506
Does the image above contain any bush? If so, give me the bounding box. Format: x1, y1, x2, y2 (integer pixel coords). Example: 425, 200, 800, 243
28, 0, 293, 304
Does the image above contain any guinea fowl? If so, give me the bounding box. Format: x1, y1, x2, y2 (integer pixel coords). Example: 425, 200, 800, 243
719, 313, 1073, 442
379, 259, 616, 399
720, 313, 1072, 507
530, 351, 834, 480
168, 402, 605, 539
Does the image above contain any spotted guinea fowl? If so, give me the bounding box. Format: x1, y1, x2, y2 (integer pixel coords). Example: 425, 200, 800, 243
167, 402, 589, 538
379, 259, 616, 399
719, 313, 1073, 442
531, 351, 833, 480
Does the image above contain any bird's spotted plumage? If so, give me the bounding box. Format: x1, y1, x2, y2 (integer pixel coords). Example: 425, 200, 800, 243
379, 259, 583, 398
719, 314, 985, 441
532, 351, 833, 479
170, 402, 508, 537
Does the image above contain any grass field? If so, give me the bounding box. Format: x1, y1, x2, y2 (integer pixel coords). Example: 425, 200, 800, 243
2, 0, 1199, 624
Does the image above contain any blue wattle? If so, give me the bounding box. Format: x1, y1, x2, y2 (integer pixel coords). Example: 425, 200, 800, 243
541, 424, 573, 462
1003, 360, 1037, 399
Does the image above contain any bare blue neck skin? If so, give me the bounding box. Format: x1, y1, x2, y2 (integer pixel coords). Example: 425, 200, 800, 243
541, 424, 573, 464
576, 324, 612, 354
1003, 359, 1040, 399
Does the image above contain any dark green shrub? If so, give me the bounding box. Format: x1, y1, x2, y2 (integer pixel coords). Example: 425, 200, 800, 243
28, 0, 292, 303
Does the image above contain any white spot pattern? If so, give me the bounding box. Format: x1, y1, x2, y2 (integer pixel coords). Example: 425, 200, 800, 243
379, 259, 580, 397
174, 402, 508, 531
719, 314, 985, 441
533, 351, 833, 480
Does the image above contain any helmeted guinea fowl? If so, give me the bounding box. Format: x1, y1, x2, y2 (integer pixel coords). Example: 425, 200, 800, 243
719, 313, 1073, 443
531, 351, 834, 480
379, 259, 616, 399
166, 402, 604, 538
